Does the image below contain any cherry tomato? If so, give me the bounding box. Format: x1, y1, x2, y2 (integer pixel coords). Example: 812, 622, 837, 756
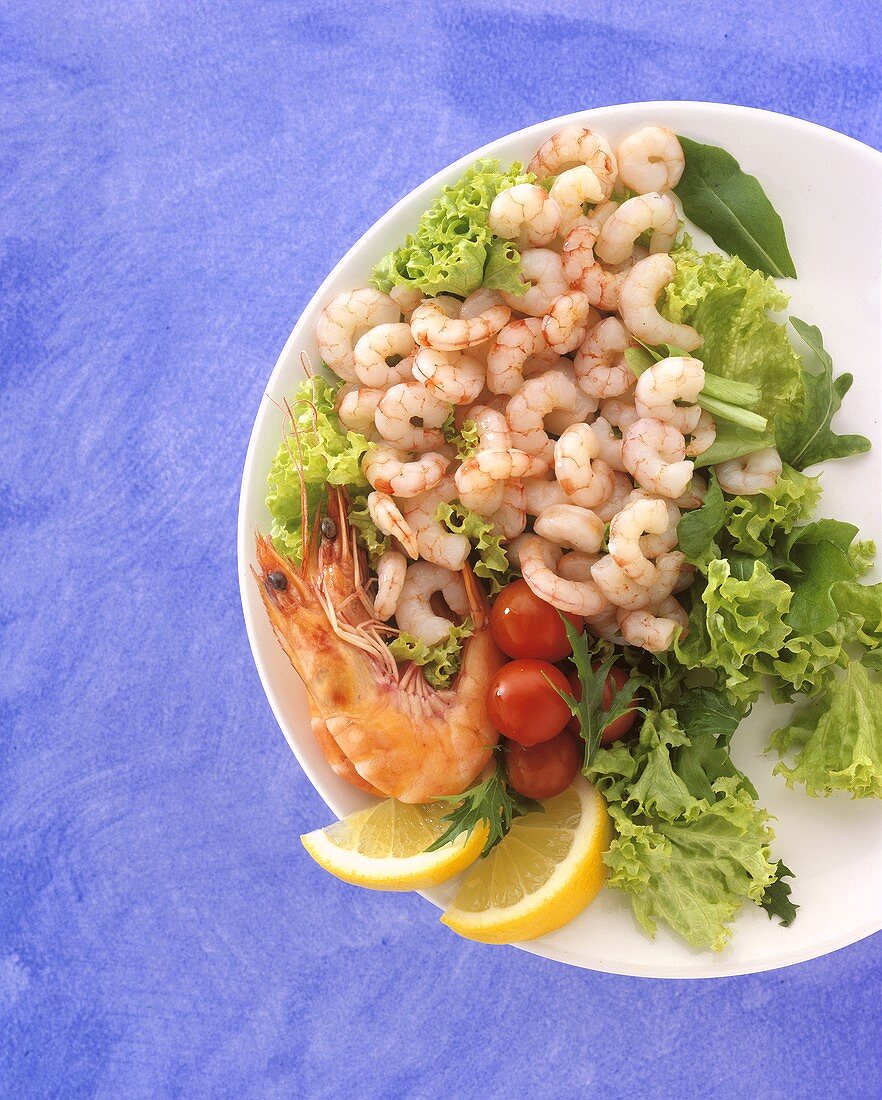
565, 663, 639, 744
505, 733, 581, 800
487, 659, 572, 745
490, 579, 583, 661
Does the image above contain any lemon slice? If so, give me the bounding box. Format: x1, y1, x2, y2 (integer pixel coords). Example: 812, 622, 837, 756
301, 799, 488, 891
440, 776, 611, 943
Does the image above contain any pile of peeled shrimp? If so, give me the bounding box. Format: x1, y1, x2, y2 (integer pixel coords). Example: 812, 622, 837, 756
314, 125, 784, 656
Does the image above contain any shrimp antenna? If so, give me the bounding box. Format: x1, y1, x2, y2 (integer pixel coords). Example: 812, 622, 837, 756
283, 397, 311, 575
460, 561, 488, 629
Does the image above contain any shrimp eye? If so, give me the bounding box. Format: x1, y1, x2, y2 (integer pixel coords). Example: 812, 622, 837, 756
320, 517, 337, 540
267, 571, 288, 591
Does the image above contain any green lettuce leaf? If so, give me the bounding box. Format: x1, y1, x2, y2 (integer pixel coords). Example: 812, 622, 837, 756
724, 465, 821, 557
441, 412, 479, 460
769, 662, 882, 799
604, 781, 777, 951
663, 240, 789, 324
388, 619, 475, 689
676, 559, 792, 703
436, 501, 513, 594
265, 377, 372, 562
776, 319, 871, 469
371, 158, 531, 298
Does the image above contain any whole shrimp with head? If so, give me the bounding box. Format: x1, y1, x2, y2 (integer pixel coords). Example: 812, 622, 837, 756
254, 487, 504, 803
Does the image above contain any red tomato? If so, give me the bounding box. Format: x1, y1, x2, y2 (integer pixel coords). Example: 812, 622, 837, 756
566, 663, 639, 744
490, 579, 583, 661
487, 659, 572, 745
505, 733, 581, 800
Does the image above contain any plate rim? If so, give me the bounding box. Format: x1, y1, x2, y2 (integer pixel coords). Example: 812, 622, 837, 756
237, 100, 882, 978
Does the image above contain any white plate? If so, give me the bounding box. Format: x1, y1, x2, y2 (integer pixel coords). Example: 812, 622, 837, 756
238, 102, 882, 977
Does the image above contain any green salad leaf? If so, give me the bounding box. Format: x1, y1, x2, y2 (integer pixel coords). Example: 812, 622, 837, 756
777, 318, 871, 469
348, 491, 390, 566
371, 158, 531, 298
770, 662, 882, 799
436, 501, 512, 593
724, 466, 821, 557
673, 136, 797, 278
760, 861, 799, 926
677, 471, 725, 561
389, 618, 475, 689
441, 412, 479, 459
590, 708, 779, 951
265, 377, 372, 562
427, 757, 543, 858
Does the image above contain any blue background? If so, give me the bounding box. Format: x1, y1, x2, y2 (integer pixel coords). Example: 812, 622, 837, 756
3, 2, 881, 1096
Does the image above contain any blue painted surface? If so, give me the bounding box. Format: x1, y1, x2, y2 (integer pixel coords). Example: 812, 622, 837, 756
2, 2, 882, 1096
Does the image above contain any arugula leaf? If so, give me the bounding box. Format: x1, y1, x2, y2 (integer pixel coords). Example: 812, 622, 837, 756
371, 158, 531, 298
770, 662, 882, 799
777, 318, 871, 469
677, 472, 725, 560
761, 862, 799, 927
426, 757, 542, 857
388, 619, 474, 689
436, 501, 512, 593
673, 136, 797, 278
777, 519, 859, 635
551, 621, 643, 769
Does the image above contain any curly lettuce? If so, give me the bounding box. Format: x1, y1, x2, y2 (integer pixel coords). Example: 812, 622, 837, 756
371, 159, 531, 298
389, 619, 475, 689
770, 662, 882, 799
441, 412, 479, 460
265, 377, 372, 562
725, 466, 820, 556
436, 501, 512, 594
588, 709, 780, 951
348, 492, 389, 566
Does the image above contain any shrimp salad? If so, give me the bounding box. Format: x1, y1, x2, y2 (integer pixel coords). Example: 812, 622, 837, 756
259, 124, 881, 953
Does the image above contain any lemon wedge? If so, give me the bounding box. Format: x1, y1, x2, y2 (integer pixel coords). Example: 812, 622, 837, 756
301, 798, 488, 891
440, 776, 611, 943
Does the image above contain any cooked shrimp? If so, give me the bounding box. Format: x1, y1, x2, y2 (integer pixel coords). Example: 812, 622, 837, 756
715, 447, 783, 495
486, 317, 547, 396
353, 322, 416, 388
618, 254, 702, 351
558, 550, 621, 639
411, 347, 485, 405
522, 474, 569, 516
608, 497, 669, 585
506, 370, 579, 455
468, 403, 512, 452
585, 199, 619, 233
616, 127, 685, 193
561, 224, 621, 311
338, 386, 384, 437
601, 395, 639, 431
594, 470, 635, 522
513, 533, 612, 615
628, 489, 681, 558
673, 474, 708, 510
534, 504, 605, 554
389, 284, 423, 319
542, 291, 592, 355
528, 126, 618, 199
454, 448, 546, 518
543, 362, 598, 437
363, 444, 448, 498
574, 316, 635, 399
316, 288, 400, 381
411, 293, 509, 351
685, 410, 716, 458
617, 595, 688, 653
622, 417, 693, 499
367, 491, 419, 559
375, 381, 450, 451
374, 550, 407, 620
500, 249, 570, 318
256, 493, 503, 806
554, 423, 615, 509
590, 550, 685, 611
635, 356, 704, 434
595, 193, 679, 266
489, 479, 527, 540
401, 476, 470, 570
488, 183, 561, 247
396, 562, 470, 646
549, 166, 604, 234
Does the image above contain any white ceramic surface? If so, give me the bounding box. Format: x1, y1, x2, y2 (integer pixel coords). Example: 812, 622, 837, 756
238, 102, 882, 977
